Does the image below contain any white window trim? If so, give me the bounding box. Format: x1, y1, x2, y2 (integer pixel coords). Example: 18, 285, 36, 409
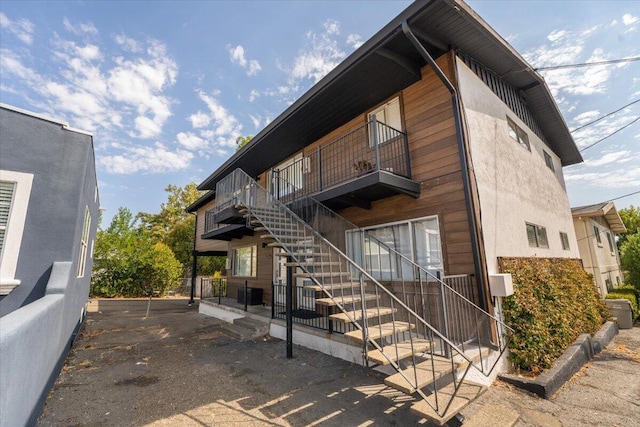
232, 244, 257, 278
77, 206, 91, 278
0, 170, 34, 295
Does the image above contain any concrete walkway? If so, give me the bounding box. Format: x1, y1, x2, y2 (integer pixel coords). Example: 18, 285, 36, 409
37, 299, 640, 426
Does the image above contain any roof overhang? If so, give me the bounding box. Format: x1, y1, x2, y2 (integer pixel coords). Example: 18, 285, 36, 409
198, 0, 581, 191
572, 202, 627, 234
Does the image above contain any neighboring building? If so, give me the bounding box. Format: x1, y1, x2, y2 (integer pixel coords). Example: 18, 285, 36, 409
572, 202, 627, 295
188, 0, 582, 422
0, 103, 99, 426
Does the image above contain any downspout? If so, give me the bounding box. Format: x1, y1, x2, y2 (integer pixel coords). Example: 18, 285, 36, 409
189, 212, 198, 306
402, 21, 488, 310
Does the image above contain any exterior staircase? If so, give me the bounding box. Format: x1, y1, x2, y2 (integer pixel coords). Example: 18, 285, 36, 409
219, 168, 511, 425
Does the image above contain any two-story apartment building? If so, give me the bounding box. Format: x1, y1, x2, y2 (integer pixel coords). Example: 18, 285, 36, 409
572, 202, 627, 295
188, 0, 582, 422
0, 104, 99, 426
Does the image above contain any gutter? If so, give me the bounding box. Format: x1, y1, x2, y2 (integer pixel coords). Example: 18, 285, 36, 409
402, 21, 488, 310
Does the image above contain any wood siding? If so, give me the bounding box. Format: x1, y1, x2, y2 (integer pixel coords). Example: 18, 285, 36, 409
194, 199, 225, 252
226, 234, 273, 305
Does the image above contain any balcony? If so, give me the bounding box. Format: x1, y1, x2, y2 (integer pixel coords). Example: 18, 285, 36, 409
203, 205, 253, 240
272, 118, 420, 210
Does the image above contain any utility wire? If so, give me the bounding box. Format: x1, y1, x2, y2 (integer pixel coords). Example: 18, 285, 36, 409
573, 190, 640, 242
535, 56, 640, 71
571, 99, 640, 133
579, 116, 640, 152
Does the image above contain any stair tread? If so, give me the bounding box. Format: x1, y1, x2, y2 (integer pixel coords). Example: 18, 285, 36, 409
275, 252, 331, 258
368, 338, 432, 366
305, 282, 360, 292
344, 321, 415, 341
293, 271, 351, 278
329, 307, 396, 323
411, 381, 487, 426
384, 356, 459, 393
315, 293, 378, 307
284, 261, 341, 267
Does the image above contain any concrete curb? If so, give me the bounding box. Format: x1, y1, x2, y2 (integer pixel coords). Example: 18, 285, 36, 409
499, 321, 618, 399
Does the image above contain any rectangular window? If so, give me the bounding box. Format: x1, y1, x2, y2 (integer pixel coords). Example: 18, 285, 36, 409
560, 232, 570, 250
526, 223, 549, 248
0, 181, 15, 257
593, 225, 602, 245
346, 216, 443, 280
606, 232, 615, 253
77, 207, 91, 277
232, 245, 257, 277
544, 150, 555, 171
269, 153, 303, 197
369, 97, 402, 146
507, 117, 530, 151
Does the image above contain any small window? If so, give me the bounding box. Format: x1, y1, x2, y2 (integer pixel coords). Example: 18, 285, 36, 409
369, 97, 402, 146
544, 151, 555, 171
526, 223, 548, 248
616, 276, 621, 285
507, 117, 530, 151
232, 245, 257, 277
0, 181, 15, 256
77, 207, 91, 277
560, 232, 570, 250
606, 232, 615, 254
593, 225, 602, 245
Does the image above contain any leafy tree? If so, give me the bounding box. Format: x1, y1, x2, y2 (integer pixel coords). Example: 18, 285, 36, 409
620, 233, 640, 291
235, 135, 253, 152
91, 207, 182, 297
618, 205, 639, 248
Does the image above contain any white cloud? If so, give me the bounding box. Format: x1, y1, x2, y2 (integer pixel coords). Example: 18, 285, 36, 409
113, 33, 141, 52
228, 44, 262, 76
188, 111, 211, 128
324, 19, 340, 35
176, 131, 207, 150
0, 12, 35, 45
346, 34, 363, 50
62, 17, 98, 35
289, 20, 346, 85
249, 114, 261, 129
98, 142, 194, 174
583, 150, 632, 167
622, 14, 639, 26
248, 89, 260, 102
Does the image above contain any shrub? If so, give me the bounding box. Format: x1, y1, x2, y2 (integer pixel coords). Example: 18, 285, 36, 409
606, 285, 639, 319
500, 257, 609, 374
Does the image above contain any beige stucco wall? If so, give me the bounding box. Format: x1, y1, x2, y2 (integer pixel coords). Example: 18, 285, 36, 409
456, 59, 580, 275
573, 216, 624, 295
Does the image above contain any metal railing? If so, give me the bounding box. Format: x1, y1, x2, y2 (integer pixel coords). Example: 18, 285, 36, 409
217, 168, 512, 419
272, 117, 410, 203
200, 277, 227, 303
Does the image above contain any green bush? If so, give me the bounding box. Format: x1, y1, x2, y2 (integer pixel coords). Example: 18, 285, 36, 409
500, 257, 609, 374
606, 285, 639, 319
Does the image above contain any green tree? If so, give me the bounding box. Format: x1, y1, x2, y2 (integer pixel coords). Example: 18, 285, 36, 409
91, 207, 182, 297
235, 135, 253, 152
620, 233, 640, 291
618, 205, 640, 248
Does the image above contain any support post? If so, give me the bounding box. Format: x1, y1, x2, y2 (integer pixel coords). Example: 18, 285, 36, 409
244, 280, 248, 312
286, 256, 293, 359
189, 253, 197, 306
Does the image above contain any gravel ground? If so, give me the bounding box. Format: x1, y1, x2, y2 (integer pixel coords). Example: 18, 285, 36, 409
37, 299, 640, 426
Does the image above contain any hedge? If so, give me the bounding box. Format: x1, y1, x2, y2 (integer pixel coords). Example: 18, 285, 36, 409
500, 257, 609, 374
606, 285, 639, 319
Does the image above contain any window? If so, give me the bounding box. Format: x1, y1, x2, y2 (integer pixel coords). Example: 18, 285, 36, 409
606, 232, 615, 254
560, 232, 570, 250
346, 216, 443, 280
593, 225, 602, 245
269, 153, 303, 197
526, 223, 548, 248
232, 245, 257, 277
544, 150, 555, 171
0, 170, 33, 295
507, 117, 530, 151
77, 206, 91, 277
368, 97, 402, 145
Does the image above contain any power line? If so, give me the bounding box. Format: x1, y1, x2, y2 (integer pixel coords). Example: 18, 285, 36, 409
579, 116, 640, 152
535, 56, 640, 71
610, 189, 640, 202
571, 99, 640, 133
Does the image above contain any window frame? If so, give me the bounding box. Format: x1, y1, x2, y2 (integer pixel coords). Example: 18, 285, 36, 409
526, 222, 549, 248
77, 206, 91, 278
543, 150, 555, 172
559, 231, 570, 251
593, 225, 602, 246
507, 116, 531, 151
605, 231, 615, 254
0, 170, 34, 294
232, 244, 257, 278
368, 96, 403, 147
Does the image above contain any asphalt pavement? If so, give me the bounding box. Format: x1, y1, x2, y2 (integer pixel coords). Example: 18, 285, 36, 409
37, 299, 640, 426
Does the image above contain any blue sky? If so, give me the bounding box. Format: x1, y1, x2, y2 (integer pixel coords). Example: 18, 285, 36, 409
1, 1, 639, 226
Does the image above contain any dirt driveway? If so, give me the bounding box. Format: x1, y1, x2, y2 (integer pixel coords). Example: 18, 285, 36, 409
37, 299, 424, 426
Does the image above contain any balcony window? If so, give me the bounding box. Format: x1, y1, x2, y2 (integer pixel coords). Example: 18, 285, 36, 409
368, 97, 402, 146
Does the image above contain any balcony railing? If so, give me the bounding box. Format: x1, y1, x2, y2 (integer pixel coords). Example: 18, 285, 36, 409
272, 117, 411, 203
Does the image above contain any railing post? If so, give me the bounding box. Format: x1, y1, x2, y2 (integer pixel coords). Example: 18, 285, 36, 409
317, 145, 322, 191
403, 130, 412, 179
372, 115, 380, 171
271, 282, 275, 319
286, 256, 293, 359
244, 280, 248, 312
359, 274, 369, 367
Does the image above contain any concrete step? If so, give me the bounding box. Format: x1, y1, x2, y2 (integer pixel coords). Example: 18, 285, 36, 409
329, 307, 396, 323
411, 380, 486, 426
384, 356, 460, 393
344, 321, 415, 342
368, 338, 432, 366
315, 293, 379, 307
220, 316, 270, 341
